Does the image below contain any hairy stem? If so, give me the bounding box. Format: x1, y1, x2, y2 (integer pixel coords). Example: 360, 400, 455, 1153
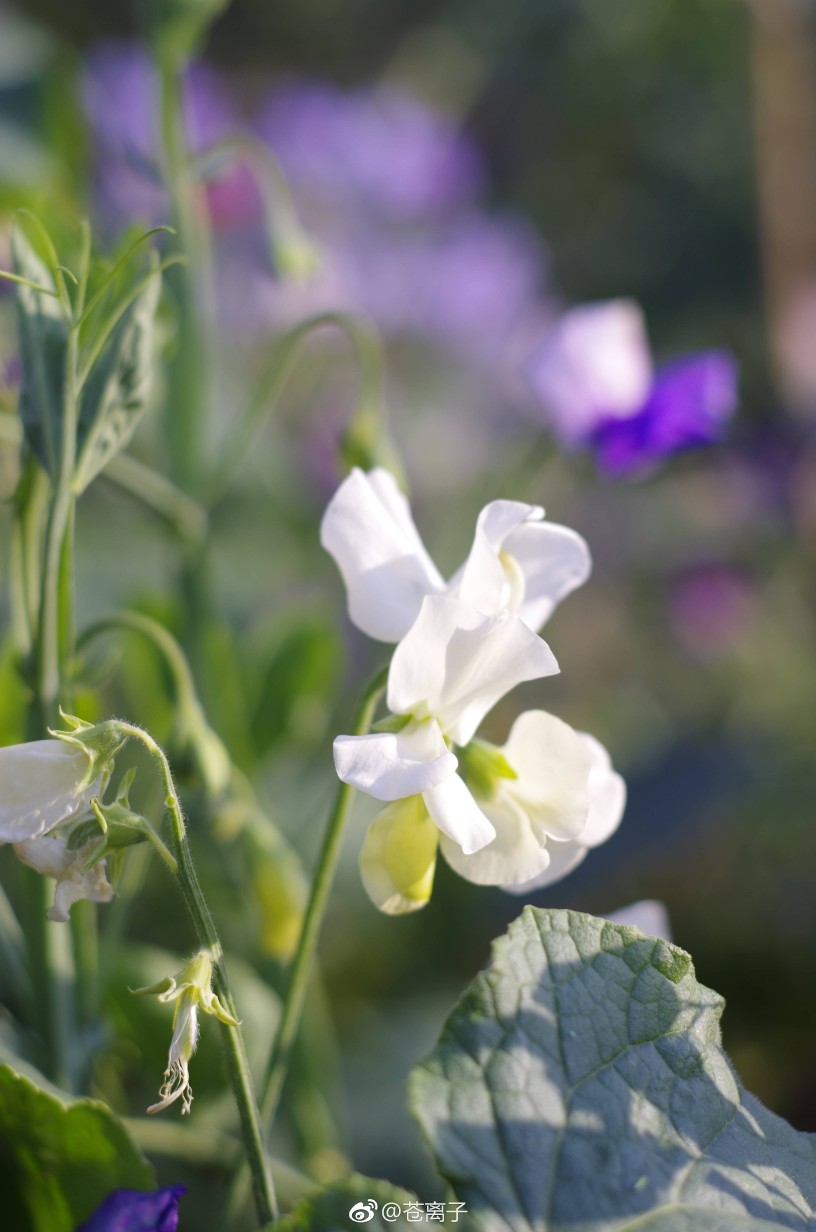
114, 722, 278, 1225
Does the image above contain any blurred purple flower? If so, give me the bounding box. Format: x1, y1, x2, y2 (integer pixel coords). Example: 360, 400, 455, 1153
527, 298, 738, 473
82, 41, 257, 229
593, 350, 739, 475
256, 81, 484, 221
669, 563, 755, 660
76, 1185, 186, 1232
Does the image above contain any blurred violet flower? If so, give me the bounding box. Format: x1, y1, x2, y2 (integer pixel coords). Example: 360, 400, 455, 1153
527, 298, 738, 473
255, 80, 484, 222
250, 80, 549, 363
76, 1185, 186, 1232
669, 563, 755, 660
82, 41, 257, 230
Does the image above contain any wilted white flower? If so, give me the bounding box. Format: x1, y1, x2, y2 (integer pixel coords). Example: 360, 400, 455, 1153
13, 834, 114, 922
321, 467, 590, 642
134, 949, 238, 1116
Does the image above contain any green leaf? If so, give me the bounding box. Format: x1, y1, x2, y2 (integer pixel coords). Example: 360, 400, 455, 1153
272, 1173, 446, 1232
11, 227, 67, 477
0, 1056, 153, 1232
409, 907, 816, 1232
74, 267, 161, 493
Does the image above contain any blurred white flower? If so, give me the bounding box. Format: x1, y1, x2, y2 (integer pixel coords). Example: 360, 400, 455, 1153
526, 299, 653, 444
14, 834, 114, 922
335, 594, 559, 861
606, 899, 672, 941
0, 739, 100, 844
320, 467, 590, 642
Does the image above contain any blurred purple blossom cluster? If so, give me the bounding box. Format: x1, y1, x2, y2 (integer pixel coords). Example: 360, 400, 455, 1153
81, 42, 738, 474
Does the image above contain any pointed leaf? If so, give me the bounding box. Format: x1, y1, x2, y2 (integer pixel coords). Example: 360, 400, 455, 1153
12, 228, 67, 476
74, 270, 161, 492
410, 907, 816, 1232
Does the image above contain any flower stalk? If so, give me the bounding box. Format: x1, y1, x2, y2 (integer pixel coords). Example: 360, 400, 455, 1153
260, 666, 388, 1130
109, 721, 278, 1225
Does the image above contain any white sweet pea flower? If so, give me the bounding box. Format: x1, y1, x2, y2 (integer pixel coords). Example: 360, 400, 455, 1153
358, 710, 624, 914
0, 738, 100, 844
461, 719, 626, 896
14, 834, 114, 922
321, 467, 590, 641
335, 594, 559, 873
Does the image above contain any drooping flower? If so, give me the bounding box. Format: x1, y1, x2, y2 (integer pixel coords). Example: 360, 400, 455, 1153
134, 949, 238, 1116
335, 593, 562, 873
320, 467, 591, 642
359, 711, 624, 913
76, 1184, 186, 1232
0, 738, 100, 844
527, 298, 738, 473
14, 834, 114, 922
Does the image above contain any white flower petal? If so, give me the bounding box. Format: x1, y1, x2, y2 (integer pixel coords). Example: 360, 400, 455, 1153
450, 500, 544, 616
388, 596, 559, 746
320, 467, 444, 641
505, 521, 592, 632
423, 772, 495, 855
578, 732, 626, 846
500, 710, 590, 842
501, 839, 589, 895
0, 739, 97, 843
439, 793, 550, 886
333, 720, 457, 801
527, 299, 653, 443
14, 835, 114, 922
606, 900, 671, 941
359, 797, 438, 915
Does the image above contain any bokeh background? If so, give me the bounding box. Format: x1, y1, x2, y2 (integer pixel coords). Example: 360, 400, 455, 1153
3, 0, 816, 1214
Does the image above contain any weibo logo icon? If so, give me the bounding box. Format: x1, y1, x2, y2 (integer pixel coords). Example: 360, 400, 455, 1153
349, 1200, 378, 1223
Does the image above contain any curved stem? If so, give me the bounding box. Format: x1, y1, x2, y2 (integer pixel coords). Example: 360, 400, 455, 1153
78, 611, 201, 719
260, 667, 388, 1129
112, 722, 277, 1225
102, 453, 208, 547
207, 311, 387, 507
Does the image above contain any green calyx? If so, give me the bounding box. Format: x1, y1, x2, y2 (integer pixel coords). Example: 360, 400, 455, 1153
457, 739, 518, 802
67, 768, 179, 874
50, 712, 129, 793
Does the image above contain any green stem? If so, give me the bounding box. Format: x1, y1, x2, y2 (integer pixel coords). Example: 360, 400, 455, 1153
37, 326, 79, 728
260, 667, 387, 1129
102, 452, 208, 547
114, 722, 277, 1226
26, 320, 81, 1087
158, 57, 210, 492
207, 311, 387, 507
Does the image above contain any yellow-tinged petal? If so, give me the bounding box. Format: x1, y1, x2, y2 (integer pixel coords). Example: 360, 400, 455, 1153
359, 796, 438, 915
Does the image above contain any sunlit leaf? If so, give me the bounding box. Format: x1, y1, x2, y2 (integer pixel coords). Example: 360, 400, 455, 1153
410, 907, 816, 1232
